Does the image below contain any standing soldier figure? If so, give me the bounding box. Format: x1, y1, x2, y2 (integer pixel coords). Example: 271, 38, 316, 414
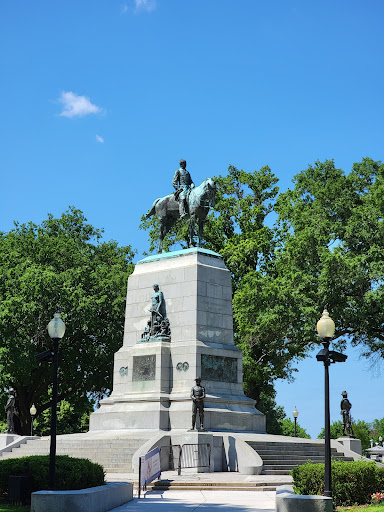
190, 377, 206, 431
341, 390, 354, 436
5, 388, 16, 434
172, 159, 195, 218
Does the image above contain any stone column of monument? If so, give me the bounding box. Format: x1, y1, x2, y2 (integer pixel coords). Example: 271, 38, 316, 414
90, 247, 266, 432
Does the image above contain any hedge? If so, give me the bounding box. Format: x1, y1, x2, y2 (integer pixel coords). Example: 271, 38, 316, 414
0, 455, 105, 494
291, 460, 384, 507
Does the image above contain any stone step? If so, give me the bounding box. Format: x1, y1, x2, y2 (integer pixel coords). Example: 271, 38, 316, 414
263, 470, 295, 475
249, 443, 324, 448
262, 459, 324, 465
8, 448, 137, 455
260, 454, 325, 461
103, 467, 133, 473
249, 445, 334, 453
263, 464, 302, 471
253, 450, 330, 457
23, 441, 142, 448
148, 480, 285, 491
261, 455, 351, 464
151, 484, 278, 491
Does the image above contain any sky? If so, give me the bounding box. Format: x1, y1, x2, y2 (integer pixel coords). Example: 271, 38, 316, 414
1, 0, 384, 439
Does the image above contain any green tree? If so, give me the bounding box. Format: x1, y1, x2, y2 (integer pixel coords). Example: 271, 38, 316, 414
367, 417, 384, 446
280, 417, 310, 438
0, 207, 135, 434
275, 157, 384, 360
34, 398, 94, 436
317, 419, 372, 451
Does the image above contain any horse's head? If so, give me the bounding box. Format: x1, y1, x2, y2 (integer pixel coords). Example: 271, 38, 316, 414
189, 178, 217, 212
204, 178, 217, 207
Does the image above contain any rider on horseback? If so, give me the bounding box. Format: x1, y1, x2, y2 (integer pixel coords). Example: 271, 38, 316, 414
172, 159, 195, 218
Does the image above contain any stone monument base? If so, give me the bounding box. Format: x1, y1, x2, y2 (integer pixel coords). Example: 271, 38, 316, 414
90, 248, 266, 433
336, 436, 362, 455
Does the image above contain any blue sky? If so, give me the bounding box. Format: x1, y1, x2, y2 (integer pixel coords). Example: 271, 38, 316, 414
1, 0, 384, 438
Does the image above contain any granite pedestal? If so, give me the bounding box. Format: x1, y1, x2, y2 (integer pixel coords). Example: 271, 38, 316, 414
90, 248, 265, 433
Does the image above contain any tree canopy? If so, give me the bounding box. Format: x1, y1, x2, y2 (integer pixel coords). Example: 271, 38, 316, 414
0, 207, 135, 434
275, 157, 384, 357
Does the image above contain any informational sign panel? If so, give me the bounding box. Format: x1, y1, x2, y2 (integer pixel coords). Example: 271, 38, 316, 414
140, 447, 161, 487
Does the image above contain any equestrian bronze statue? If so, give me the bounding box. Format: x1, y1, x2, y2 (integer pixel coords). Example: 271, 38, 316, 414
145, 159, 216, 253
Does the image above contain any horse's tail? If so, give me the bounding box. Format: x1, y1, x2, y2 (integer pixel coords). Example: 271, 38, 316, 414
145, 198, 160, 219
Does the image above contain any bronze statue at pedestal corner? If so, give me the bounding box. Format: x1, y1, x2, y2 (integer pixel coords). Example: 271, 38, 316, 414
190, 377, 206, 431
5, 388, 16, 434
341, 390, 354, 437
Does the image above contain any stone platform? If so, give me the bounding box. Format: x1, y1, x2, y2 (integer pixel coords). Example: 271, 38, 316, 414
90, 248, 265, 433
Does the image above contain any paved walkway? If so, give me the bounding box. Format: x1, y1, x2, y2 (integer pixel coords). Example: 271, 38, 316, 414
105, 470, 286, 511
109, 489, 276, 511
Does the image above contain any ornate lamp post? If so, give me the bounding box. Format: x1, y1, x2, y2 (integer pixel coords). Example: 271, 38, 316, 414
47, 312, 66, 490
30, 404, 37, 436
316, 308, 347, 501
292, 406, 299, 437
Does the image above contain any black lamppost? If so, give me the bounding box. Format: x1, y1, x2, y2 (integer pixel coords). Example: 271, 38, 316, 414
47, 312, 66, 490
30, 404, 37, 436
316, 308, 347, 501
292, 406, 299, 437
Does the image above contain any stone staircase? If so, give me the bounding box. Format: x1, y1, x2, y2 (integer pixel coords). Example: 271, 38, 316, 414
247, 440, 354, 475
0, 435, 150, 473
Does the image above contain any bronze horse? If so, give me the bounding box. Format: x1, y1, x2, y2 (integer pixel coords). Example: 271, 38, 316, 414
146, 178, 216, 253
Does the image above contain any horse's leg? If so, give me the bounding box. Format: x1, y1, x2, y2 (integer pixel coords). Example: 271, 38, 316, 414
189, 215, 196, 247
157, 218, 166, 253
198, 218, 205, 248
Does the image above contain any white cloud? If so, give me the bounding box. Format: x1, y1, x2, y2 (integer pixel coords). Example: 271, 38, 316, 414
96, 134, 104, 143
58, 91, 101, 118
121, 4, 129, 13
135, 0, 156, 13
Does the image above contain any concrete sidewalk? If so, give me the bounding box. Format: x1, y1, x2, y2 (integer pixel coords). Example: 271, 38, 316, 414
108, 489, 276, 511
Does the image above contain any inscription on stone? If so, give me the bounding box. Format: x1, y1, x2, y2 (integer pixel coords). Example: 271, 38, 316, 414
133, 355, 156, 381
201, 354, 237, 383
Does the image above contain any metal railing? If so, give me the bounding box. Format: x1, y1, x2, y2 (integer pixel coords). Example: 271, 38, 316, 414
160, 443, 211, 475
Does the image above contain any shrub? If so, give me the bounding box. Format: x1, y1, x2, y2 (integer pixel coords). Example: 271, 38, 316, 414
291, 460, 384, 507
0, 455, 105, 494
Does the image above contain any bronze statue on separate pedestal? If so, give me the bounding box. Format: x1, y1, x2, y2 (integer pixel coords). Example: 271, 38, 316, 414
341, 390, 354, 436
5, 388, 16, 434
190, 377, 206, 431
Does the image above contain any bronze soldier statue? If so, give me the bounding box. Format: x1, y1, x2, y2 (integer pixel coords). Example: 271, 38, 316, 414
5, 388, 16, 434
172, 159, 195, 218
141, 284, 171, 341
190, 377, 206, 431
149, 283, 166, 336
341, 390, 354, 436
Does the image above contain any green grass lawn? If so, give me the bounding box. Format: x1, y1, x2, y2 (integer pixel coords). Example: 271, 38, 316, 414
338, 505, 384, 511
